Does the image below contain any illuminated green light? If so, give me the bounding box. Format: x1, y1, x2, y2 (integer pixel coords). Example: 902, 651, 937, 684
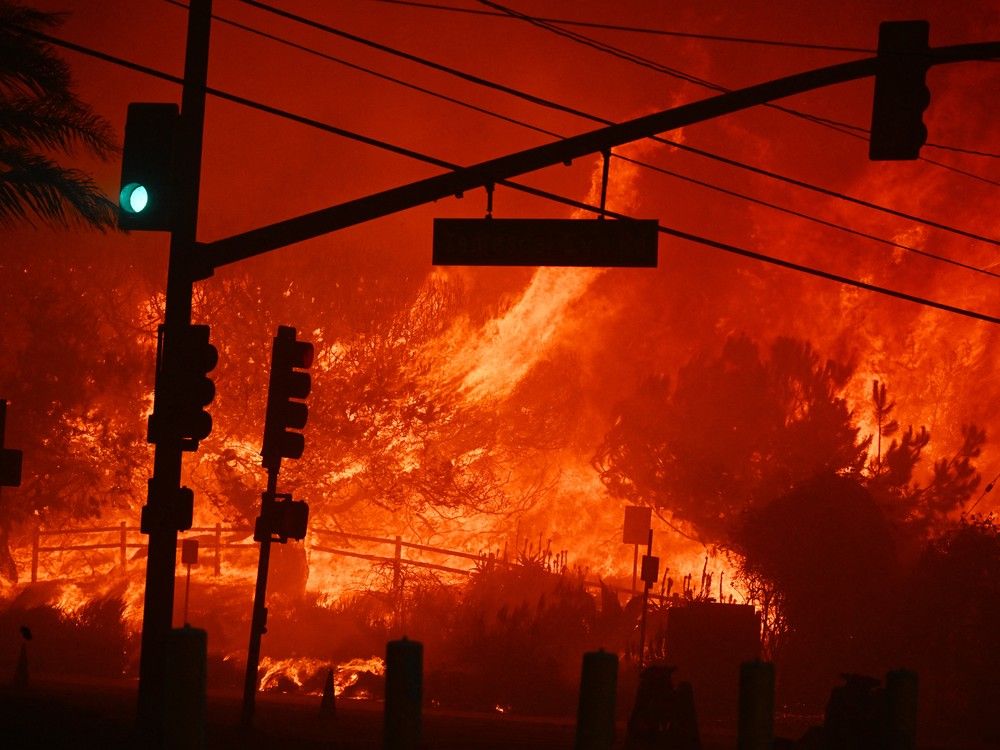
120, 182, 149, 214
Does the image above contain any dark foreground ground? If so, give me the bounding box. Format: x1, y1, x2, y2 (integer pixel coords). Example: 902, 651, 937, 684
0, 677, 993, 749
0, 676, 712, 750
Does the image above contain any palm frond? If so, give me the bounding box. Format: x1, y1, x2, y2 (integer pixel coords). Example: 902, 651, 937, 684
0, 96, 117, 158
0, 142, 119, 230
0, 2, 71, 99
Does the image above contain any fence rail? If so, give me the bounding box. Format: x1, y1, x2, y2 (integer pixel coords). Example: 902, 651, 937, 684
23, 523, 662, 603
28, 522, 255, 583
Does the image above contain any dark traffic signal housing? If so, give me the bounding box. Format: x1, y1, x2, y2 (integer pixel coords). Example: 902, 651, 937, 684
119, 102, 179, 230
148, 324, 218, 451
261, 326, 314, 470
0, 400, 23, 488
253, 493, 309, 543
869, 21, 931, 161
141, 483, 194, 533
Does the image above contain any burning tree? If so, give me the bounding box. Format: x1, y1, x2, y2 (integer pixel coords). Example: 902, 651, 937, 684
181, 273, 563, 551
0, 257, 155, 583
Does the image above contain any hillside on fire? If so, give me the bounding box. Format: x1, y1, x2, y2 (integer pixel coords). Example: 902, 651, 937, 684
2, 0, 999, 747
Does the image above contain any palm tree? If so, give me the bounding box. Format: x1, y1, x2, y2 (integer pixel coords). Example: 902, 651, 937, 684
0, 1, 118, 230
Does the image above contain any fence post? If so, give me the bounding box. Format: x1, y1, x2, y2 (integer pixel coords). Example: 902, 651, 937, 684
31, 526, 39, 583
214, 522, 222, 576
120, 521, 128, 576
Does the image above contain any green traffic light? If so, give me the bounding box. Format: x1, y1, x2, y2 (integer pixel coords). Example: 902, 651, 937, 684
120, 182, 149, 214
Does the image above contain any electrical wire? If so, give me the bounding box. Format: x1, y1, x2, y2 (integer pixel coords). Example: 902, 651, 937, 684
27, 29, 1000, 326
479, 0, 870, 141
365, 0, 876, 54
236, 0, 1000, 243
175, 0, 998, 278
479, 0, 1000, 161
963, 471, 998, 515
162, 0, 552, 139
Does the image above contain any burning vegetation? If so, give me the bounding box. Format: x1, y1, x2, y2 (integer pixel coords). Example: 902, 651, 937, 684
2, 255, 997, 737
2, 3, 999, 741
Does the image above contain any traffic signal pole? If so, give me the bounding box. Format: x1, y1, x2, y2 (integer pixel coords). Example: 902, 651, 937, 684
136, 0, 212, 738
242, 466, 278, 726
127, 8, 997, 734
199, 39, 998, 271
242, 325, 313, 725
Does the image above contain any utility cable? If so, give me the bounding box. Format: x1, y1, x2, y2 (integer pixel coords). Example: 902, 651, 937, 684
167, 0, 1000, 275
365, 0, 876, 54
29, 29, 1000, 326
615, 153, 1000, 279
480, 0, 1000, 161
479, 0, 869, 141
236, 0, 1000, 243
963, 471, 998, 515
162, 0, 550, 139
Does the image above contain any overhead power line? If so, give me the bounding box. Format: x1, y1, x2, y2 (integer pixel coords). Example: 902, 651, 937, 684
31, 30, 1000, 326
236, 0, 1000, 243
479, 0, 1000, 161
365, 0, 876, 54
362, 0, 998, 161
178, 1, 999, 279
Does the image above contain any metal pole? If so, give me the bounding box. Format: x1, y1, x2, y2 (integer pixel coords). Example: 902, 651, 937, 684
631, 543, 638, 596
241, 468, 278, 726
637, 529, 653, 667
136, 0, 212, 736
183, 562, 192, 625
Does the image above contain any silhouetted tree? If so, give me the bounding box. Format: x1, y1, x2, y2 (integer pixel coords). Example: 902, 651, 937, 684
897, 515, 1000, 738
865, 403, 984, 544
0, 1, 118, 229
593, 335, 869, 543
731, 474, 897, 697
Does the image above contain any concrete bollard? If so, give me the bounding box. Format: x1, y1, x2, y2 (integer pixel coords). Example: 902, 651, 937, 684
13, 642, 28, 689
320, 667, 336, 718
670, 681, 702, 750
384, 637, 422, 750
885, 669, 918, 750
163, 625, 207, 750
575, 649, 618, 750
738, 660, 774, 750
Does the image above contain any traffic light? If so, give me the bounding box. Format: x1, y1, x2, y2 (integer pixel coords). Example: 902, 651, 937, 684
141, 483, 194, 533
869, 21, 931, 161
261, 326, 314, 469
119, 102, 179, 230
148, 324, 218, 450
0, 400, 23, 488
254, 493, 309, 543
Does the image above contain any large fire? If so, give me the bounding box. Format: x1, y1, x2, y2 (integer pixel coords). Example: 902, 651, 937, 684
1, 1, 998, 738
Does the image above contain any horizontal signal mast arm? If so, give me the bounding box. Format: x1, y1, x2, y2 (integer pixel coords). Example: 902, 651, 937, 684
201, 41, 999, 270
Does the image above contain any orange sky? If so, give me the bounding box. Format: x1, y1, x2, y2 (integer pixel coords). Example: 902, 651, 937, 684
6, 0, 1000, 533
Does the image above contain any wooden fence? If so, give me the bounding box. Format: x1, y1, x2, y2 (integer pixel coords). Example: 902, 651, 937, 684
29, 522, 253, 583
25, 523, 656, 602
27, 524, 508, 583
